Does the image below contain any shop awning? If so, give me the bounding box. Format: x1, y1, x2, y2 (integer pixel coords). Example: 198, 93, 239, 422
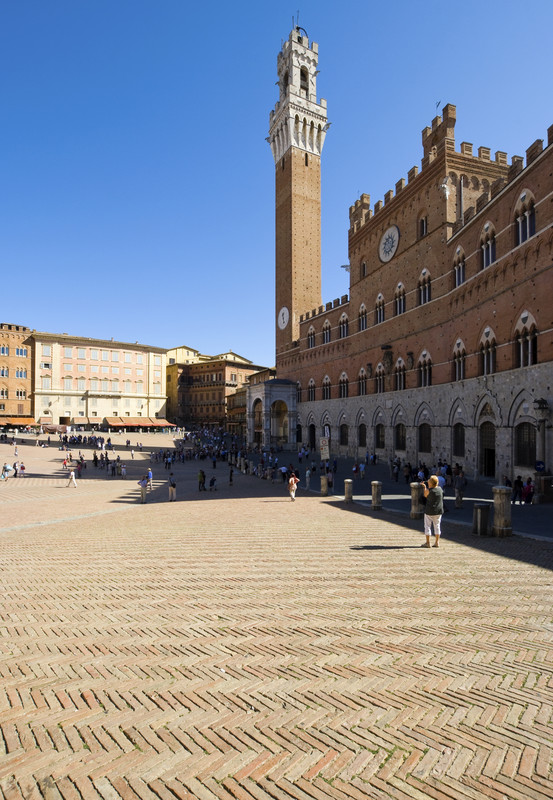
105, 417, 125, 426
113, 417, 152, 427
2, 417, 38, 426
148, 418, 173, 427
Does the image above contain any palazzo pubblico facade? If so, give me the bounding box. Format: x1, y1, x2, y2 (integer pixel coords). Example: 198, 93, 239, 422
246, 26, 553, 483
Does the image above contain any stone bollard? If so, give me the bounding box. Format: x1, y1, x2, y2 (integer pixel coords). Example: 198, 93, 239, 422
410, 482, 424, 519
344, 478, 353, 503
320, 473, 328, 497
492, 486, 513, 537
371, 480, 382, 510
472, 504, 490, 535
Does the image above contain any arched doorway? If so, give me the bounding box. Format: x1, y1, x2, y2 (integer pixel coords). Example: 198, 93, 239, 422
271, 400, 288, 445
308, 423, 316, 450
479, 421, 496, 477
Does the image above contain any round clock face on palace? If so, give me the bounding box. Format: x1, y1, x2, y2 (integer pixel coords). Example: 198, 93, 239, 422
277, 306, 290, 330
379, 225, 400, 262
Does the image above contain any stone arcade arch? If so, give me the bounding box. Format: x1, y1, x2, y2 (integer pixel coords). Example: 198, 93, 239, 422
246, 378, 297, 450
474, 394, 501, 478
272, 400, 289, 444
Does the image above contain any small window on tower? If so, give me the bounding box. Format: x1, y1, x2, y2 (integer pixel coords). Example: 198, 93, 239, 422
300, 68, 308, 97
305, 153, 308, 166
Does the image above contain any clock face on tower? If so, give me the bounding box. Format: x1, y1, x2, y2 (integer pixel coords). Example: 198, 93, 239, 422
277, 306, 290, 330
379, 225, 400, 263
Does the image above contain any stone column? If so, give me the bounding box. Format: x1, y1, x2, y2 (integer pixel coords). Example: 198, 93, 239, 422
320, 473, 328, 496
492, 486, 512, 537
263, 410, 271, 450
344, 478, 353, 503
246, 412, 254, 448
371, 480, 382, 510
410, 482, 424, 519
288, 409, 297, 447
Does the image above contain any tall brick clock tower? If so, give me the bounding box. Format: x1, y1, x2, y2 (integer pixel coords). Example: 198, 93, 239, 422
268, 27, 328, 354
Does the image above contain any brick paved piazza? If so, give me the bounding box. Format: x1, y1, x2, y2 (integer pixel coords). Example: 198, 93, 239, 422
1, 435, 552, 799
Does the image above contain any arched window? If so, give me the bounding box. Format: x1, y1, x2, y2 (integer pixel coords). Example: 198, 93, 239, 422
514, 192, 536, 246
308, 379, 316, 402
481, 223, 496, 269
418, 213, 428, 239
394, 423, 405, 451
340, 424, 348, 446
418, 352, 432, 387
339, 314, 349, 338
375, 294, 385, 324
514, 321, 538, 367
358, 424, 367, 448
360, 261, 367, 279
296, 382, 302, 402
358, 369, 367, 396
453, 340, 466, 381
339, 373, 349, 398
307, 327, 315, 348
300, 67, 309, 97
418, 271, 431, 305
322, 321, 331, 344
375, 423, 385, 449
358, 304, 367, 331
453, 423, 465, 457
322, 376, 331, 400
394, 360, 405, 391
375, 364, 385, 394
453, 247, 466, 288
395, 284, 406, 315
515, 422, 536, 467
480, 328, 496, 375
418, 423, 431, 453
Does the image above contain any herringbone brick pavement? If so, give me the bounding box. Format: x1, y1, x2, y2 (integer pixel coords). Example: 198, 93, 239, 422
1, 436, 552, 799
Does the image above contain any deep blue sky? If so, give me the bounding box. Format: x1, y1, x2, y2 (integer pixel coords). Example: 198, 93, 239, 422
2, 0, 551, 367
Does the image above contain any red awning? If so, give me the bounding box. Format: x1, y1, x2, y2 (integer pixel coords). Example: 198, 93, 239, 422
105, 417, 125, 426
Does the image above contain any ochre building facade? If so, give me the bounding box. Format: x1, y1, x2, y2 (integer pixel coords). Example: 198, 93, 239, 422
0, 323, 33, 426
264, 27, 553, 481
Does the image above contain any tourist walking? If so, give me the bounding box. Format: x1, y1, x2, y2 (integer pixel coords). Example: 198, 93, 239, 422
66, 469, 77, 488
138, 475, 148, 503
168, 473, 176, 501
453, 470, 467, 507
288, 471, 300, 501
